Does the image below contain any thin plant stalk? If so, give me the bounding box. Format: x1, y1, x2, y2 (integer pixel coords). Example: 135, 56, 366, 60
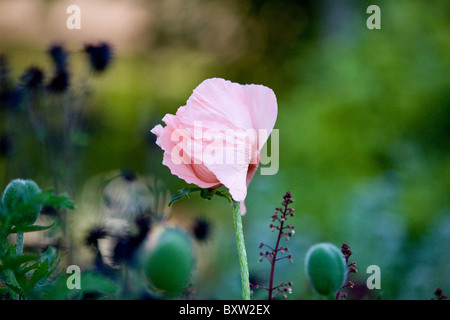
268, 221, 284, 300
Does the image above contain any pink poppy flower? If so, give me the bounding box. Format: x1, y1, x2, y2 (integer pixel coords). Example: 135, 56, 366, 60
151, 78, 277, 214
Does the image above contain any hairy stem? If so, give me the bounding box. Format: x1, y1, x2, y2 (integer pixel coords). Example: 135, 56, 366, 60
16, 231, 24, 256
232, 201, 250, 300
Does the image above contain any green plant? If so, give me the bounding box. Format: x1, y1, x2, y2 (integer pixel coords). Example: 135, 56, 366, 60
0, 178, 75, 300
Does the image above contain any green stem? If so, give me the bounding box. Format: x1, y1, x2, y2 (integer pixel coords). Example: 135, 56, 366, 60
232, 201, 250, 300
16, 231, 23, 256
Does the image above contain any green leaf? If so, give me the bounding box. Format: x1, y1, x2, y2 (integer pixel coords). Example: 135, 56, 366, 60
36, 189, 76, 210
39, 246, 60, 276
14, 269, 29, 293
168, 187, 201, 206
15, 261, 40, 277
214, 190, 234, 204
80, 271, 118, 296
200, 188, 216, 200
4, 282, 24, 296
0, 253, 40, 271
10, 222, 57, 234
168, 187, 234, 206
2, 188, 75, 231
27, 259, 50, 289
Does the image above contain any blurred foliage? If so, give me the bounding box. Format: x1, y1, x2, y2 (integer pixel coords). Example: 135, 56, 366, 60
0, 180, 75, 299
0, 0, 449, 299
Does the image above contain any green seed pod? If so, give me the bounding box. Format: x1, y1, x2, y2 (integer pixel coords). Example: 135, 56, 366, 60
305, 243, 346, 297
2, 179, 42, 227
143, 227, 195, 297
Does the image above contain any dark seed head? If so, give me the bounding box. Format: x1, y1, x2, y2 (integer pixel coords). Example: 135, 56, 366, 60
0, 135, 12, 157
121, 169, 137, 182
21, 66, 44, 90
192, 217, 211, 242
85, 226, 108, 249
85, 42, 113, 72
48, 44, 68, 72
47, 69, 69, 93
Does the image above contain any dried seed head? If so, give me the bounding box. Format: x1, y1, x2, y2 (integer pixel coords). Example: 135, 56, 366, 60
21, 67, 44, 89
85, 42, 113, 72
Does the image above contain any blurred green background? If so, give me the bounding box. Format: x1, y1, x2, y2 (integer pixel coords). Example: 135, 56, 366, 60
0, 0, 449, 299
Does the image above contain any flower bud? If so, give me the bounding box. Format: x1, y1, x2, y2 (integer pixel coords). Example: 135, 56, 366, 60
2, 179, 42, 226
305, 243, 346, 297
143, 227, 195, 297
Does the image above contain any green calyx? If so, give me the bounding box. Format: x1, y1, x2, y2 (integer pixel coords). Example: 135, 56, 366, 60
305, 243, 347, 297
2, 179, 42, 227
143, 227, 195, 297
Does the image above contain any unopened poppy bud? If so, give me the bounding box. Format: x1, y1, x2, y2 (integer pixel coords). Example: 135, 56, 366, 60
2, 179, 42, 226
143, 227, 195, 297
305, 243, 347, 297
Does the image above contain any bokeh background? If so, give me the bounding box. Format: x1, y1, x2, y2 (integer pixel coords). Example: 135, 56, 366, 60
0, 0, 449, 299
